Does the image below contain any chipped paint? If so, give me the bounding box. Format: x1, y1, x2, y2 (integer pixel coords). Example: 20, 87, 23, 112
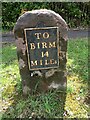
48, 81, 61, 89
22, 44, 26, 55
48, 81, 66, 89
31, 71, 43, 77
23, 85, 31, 95
19, 59, 26, 69
16, 38, 26, 55
45, 69, 57, 78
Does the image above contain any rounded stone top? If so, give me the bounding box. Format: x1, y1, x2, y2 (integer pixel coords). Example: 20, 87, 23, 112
14, 9, 68, 40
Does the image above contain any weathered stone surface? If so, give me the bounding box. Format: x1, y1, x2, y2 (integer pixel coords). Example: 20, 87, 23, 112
14, 9, 68, 95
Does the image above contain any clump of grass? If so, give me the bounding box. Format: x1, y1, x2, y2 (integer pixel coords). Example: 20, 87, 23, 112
3, 90, 65, 118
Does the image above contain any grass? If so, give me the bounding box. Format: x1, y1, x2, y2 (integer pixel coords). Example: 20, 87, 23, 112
0, 38, 89, 119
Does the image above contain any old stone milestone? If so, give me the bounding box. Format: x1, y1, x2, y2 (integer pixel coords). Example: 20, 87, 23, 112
14, 9, 68, 95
